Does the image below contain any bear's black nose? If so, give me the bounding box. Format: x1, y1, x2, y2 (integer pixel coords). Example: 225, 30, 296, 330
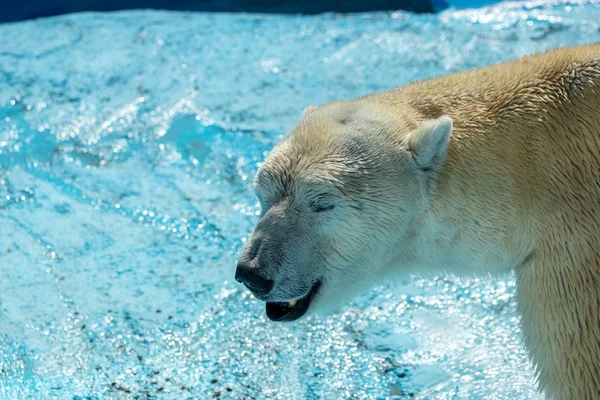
235, 263, 274, 297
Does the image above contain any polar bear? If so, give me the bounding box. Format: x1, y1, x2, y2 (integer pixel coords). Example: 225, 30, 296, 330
235, 43, 600, 399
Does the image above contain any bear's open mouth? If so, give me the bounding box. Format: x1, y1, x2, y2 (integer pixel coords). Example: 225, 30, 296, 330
265, 281, 321, 322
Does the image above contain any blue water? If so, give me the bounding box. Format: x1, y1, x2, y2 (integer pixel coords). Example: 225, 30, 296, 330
1, 1, 600, 398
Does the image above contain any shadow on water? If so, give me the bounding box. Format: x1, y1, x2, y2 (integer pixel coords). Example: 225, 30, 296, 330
1, 0, 446, 23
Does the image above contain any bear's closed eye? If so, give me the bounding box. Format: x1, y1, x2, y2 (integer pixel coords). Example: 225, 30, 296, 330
312, 203, 336, 213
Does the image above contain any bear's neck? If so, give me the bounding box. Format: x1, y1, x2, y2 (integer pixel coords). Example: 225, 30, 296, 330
378, 47, 600, 276
394, 73, 554, 276
419, 130, 535, 276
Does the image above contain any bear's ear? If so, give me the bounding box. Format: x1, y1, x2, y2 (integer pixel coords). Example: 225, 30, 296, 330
408, 115, 453, 171
302, 104, 318, 116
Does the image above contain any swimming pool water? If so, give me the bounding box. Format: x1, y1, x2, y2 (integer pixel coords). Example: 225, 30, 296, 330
1, 1, 600, 398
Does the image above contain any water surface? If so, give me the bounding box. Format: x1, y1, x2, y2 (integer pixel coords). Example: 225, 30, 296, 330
1, 2, 600, 398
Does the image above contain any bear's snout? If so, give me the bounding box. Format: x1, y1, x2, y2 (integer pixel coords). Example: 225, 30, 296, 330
235, 260, 274, 298
236, 234, 279, 299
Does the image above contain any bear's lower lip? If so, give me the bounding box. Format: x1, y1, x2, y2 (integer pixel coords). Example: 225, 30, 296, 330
265, 281, 321, 322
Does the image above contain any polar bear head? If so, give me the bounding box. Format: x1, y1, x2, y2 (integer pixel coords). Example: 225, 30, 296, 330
236, 100, 453, 321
